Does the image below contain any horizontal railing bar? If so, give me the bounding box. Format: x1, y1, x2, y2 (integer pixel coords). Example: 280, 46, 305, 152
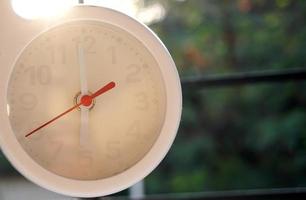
140, 187, 306, 200
181, 68, 306, 90
106, 187, 306, 200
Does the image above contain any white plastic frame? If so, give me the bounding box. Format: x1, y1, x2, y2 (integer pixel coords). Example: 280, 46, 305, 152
0, 3, 182, 198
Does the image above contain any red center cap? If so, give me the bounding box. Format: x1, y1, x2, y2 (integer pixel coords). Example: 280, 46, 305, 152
81, 95, 93, 107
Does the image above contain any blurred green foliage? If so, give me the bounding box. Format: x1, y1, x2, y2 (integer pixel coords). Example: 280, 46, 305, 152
145, 0, 306, 194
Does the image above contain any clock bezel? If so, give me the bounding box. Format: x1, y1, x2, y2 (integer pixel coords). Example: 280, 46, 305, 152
0, 5, 182, 197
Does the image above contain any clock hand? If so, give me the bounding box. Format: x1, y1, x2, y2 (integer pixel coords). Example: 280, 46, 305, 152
78, 45, 88, 94
78, 45, 89, 147
25, 81, 116, 138
91, 81, 115, 98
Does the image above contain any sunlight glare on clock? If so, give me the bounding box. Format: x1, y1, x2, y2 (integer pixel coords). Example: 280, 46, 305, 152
83, 0, 166, 25
6, 104, 10, 116
11, 0, 76, 20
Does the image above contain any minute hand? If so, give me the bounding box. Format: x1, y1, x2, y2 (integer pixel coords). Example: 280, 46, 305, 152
78, 45, 89, 147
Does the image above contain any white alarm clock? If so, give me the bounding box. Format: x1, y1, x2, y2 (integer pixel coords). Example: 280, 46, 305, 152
0, 1, 182, 197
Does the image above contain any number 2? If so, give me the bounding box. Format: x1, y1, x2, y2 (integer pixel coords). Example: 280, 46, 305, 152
126, 64, 141, 83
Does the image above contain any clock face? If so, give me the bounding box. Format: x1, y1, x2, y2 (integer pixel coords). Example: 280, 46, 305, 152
6, 20, 166, 180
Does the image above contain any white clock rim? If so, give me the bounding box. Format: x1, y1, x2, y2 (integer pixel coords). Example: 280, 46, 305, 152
0, 5, 182, 197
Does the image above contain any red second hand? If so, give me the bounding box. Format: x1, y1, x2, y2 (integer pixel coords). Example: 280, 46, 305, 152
25, 81, 116, 138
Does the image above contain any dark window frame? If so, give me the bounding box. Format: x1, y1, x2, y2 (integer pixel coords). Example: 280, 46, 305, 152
176, 67, 306, 200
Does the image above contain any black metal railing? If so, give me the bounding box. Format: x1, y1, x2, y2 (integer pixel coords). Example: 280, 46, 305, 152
173, 67, 306, 200
182, 68, 306, 89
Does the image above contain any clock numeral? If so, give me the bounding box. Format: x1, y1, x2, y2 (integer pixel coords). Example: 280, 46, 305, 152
49, 136, 63, 160
126, 64, 141, 83
126, 121, 151, 142
84, 36, 96, 53
79, 149, 93, 168
135, 92, 149, 110
106, 141, 121, 159
127, 121, 141, 137
73, 35, 96, 53
49, 45, 66, 64
107, 46, 117, 64
19, 93, 37, 110
24, 65, 52, 85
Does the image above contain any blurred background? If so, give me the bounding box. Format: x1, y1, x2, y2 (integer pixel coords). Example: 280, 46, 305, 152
1, 0, 306, 199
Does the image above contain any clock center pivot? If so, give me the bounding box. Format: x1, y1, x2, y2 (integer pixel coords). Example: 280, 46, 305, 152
81, 95, 92, 107
74, 91, 95, 110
